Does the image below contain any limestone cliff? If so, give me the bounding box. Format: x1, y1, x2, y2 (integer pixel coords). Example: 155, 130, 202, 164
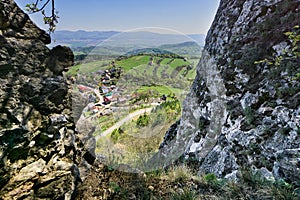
162, 0, 300, 182
0, 0, 94, 199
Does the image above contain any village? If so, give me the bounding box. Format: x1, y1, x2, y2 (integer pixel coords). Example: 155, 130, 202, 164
71, 55, 188, 172
75, 65, 167, 121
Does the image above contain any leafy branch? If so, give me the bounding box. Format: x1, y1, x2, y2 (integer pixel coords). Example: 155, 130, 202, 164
25, 0, 58, 33
255, 25, 300, 67
255, 25, 300, 81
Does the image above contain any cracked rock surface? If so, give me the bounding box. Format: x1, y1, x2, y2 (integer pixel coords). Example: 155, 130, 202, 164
0, 0, 95, 199
161, 0, 300, 183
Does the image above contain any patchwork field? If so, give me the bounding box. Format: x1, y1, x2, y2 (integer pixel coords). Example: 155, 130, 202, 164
68, 52, 200, 169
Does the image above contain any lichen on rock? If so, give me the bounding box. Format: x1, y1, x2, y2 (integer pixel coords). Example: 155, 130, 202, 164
161, 0, 300, 183
0, 0, 94, 199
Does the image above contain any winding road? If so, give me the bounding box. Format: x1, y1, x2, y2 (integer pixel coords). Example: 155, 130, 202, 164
95, 107, 155, 141
90, 88, 160, 141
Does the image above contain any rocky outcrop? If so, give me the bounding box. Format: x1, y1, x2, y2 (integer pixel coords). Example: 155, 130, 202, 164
162, 0, 300, 183
0, 0, 94, 199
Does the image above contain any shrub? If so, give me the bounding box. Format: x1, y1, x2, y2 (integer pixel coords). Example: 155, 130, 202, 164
170, 189, 198, 200
136, 113, 150, 127
111, 128, 124, 142
244, 106, 255, 125
202, 173, 225, 191
167, 165, 194, 182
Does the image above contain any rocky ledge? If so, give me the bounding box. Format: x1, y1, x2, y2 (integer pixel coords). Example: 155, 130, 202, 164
0, 0, 95, 199
161, 0, 300, 183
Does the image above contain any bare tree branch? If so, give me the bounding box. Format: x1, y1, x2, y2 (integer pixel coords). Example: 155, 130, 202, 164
27, 0, 50, 13
34, 0, 39, 7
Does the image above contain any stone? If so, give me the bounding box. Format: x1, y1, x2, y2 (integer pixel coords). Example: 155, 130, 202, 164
11, 158, 46, 182
161, 0, 300, 183
0, 0, 94, 198
45, 45, 74, 75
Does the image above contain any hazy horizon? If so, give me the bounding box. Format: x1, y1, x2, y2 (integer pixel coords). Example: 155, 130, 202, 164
53, 29, 206, 36
14, 0, 220, 35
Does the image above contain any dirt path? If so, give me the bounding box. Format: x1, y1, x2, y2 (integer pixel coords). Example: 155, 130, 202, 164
95, 107, 154, 140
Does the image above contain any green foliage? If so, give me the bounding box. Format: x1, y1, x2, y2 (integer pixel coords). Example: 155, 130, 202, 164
137, 85, 175, 97
67, 60, 110, 76
254, 26, 300, 106
167, 165, 194, 182
202, 173, 225, 191
160, 58, 173, 65
151, 112, 166, 127
271, 179, 297, 200
109, 181, 128, 198
132, 91, 151, 103
244, 106, 255, 125
276, 83, 300, 99
169, 58, 190, 68
115, 55, 151, 72
25, 0, 58, 32
159, 95, 181, 114
155, 97, 181, 126
255, 25, 300, 71
284, 25, 300, 55
136, 113, 150, 127
236, 46, 265, 71
164, 167, 299, 200
86, 163, 299, 200
241, 169, 269, 188
107, 165, 115, 172
25, 3, 39, 12
170, 189, 198, 200
99, 117, 115, 132
198, 116, 210, 130
109, 181, 122, 193
111, 128, 124, 142
145, 169, 164, 179
151, 96, 181, 123
204, 173, 218, 182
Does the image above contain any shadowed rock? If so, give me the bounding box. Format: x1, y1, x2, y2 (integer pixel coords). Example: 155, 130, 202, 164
160, 0, 300, 183
0, 0, 94, 199
45, 45, 74, 75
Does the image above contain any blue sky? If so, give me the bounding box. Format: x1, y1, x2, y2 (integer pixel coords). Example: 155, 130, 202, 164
15, 0, 220, 34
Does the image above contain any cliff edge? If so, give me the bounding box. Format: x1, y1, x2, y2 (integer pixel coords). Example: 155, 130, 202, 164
0, 0, 94, 199
162, 0, 300, 183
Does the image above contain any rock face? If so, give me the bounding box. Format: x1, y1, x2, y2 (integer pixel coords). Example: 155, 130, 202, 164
0, 0, 94, 199
163, 0, 300, 182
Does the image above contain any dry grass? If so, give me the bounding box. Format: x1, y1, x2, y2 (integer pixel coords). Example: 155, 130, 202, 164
76, 163, 299, 200
165, 165, 195, 182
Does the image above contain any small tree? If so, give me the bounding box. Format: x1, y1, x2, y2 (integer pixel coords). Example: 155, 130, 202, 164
136, 113, 150, 127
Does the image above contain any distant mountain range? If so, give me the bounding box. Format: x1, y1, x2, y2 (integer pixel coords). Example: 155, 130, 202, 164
124, 48, 177, 56
72, 41, 202, 59
50, 30, 206, 48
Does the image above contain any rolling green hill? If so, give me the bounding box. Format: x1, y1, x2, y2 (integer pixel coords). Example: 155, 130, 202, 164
113, 55, 196, 95
72, 41, 202, 63
69, 55, 196, 97
69, 53, 199, 168
124, 48, 177, 57
69, 54, 197, 82
159, 41, 202, 56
